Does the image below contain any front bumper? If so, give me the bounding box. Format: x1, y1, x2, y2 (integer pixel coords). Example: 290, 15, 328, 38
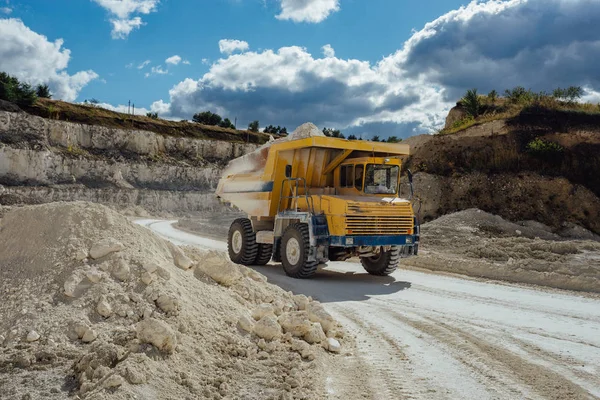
329, 234, 419, 248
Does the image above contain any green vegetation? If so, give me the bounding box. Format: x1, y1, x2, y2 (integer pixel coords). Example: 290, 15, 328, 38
264, 125, 287, 135
440, 85, 599, 135
385, 136, 402, 143
462, 88, 481, 117
323, 127, 345, 138
219, 118, 235, 129
0, 72, 38, 106
372, 135, 380, 142
35, 84, 52, 99
248, 120, 259, 132
526, 137, 564, 157
146, 112, 159, 119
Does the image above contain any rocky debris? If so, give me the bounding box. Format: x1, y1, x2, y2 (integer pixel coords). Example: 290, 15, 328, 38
169, 243, 194, 270
85, 268, 103, 284
26, 330, 40, 342
307, 302, 337, 334
237, 315, 255, 332
89, 238, 125, 260
252, 303, 277, 321
111, 258, 131, 281
156, 294, 179, 315
96, 297, 113, 318
82, 328, 98, 343
278, 311, 312, 337
141, 271, 154, 285
136, 318, 177, 354
293, 294, 310, 311
0, 202, 345, 399
324, 337, 342, 353
304, 323, 327, 344
253, 316, 282, 340
63, 274, 81, 297
195, 250, 243, 286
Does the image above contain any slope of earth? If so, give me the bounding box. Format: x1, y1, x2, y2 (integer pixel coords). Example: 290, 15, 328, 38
6, 98, 270, 144
0, 202, 346, 399
402, 107, 600, 234
142, 218, 600, 400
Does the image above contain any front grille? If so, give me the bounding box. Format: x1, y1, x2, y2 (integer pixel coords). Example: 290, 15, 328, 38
345, 202, 414, 235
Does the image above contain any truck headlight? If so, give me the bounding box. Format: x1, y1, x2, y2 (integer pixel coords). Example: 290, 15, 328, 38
346, 237, 354, 245
406, 237, 412, 244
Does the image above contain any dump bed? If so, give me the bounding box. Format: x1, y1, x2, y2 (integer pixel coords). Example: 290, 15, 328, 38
216, 135, 410, 217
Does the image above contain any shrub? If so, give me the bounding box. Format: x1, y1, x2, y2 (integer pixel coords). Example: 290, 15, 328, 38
462, 88, 481, 117
219, 118, 235, 129
146, 112, 158, 119
36, 84, 52, 99
0, 72, 38, 106
248, 120, 259, 132
504, 86, 534, 104
193, 111, 222, 125
526, 137, 564, 156
487, 90, 498, 104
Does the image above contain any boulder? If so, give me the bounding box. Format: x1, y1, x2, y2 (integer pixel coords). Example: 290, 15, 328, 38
136, 318, 177, 353
253, 316, 282, 341
89, 238, 125, 259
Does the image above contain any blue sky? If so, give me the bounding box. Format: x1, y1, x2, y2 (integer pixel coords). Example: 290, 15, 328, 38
1, 0, 600, 138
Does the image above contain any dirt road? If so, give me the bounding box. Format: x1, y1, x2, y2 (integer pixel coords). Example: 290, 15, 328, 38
139, 220, 600, 400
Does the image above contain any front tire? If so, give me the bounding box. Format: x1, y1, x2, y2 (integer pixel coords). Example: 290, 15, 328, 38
227, 218, 258, 265
360, 246, 400, 276
281, 223, 318, 279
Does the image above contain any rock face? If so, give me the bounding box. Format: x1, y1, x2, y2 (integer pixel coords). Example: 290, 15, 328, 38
0, 110, 258, 213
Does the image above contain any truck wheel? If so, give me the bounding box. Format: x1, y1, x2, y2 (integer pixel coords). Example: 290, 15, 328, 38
272, 239, 282, 263
281, 223, 318, 279
255, 244, 273, 265
360, 246, 400, 276
227, 218, 258, 265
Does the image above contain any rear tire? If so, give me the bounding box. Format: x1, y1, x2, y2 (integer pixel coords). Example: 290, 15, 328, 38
281, 223, 318, 279
360, 246, 400, 276
255, 244, 273, 265
227, 218, 258, 265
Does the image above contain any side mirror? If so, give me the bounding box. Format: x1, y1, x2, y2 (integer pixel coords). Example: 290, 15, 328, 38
285, 165, 292, 178
407, 169, 413, 184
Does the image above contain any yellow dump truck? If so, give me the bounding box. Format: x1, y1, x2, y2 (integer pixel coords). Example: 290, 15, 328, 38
216, 135, 419, 278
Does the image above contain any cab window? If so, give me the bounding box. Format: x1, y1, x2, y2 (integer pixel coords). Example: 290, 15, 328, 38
364, 164, 399, 194
354, 165, 364, 191
340, 165, 354, 188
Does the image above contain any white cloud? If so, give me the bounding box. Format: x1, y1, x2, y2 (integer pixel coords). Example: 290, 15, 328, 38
125, 62, 134, 68
165, 55, 182, 65
137, 60, 150, 69
0, 7, 12, 14
218, 39, 249, 54
201, 58, 210, 65
144, 65, 168, 78
0, 18, 98, 101
277, 0, 340, 23
110, 17, 144, 39
148, 0, 600, 138
183, 60, 191, 65
322, 44, 335, 58
92, 0, 159, 39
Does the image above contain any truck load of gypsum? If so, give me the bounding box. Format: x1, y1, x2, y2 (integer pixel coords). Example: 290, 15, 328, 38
216, 135, 420, 279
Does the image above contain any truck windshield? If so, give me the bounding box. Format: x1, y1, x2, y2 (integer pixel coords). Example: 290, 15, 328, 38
364, 164, 399, 194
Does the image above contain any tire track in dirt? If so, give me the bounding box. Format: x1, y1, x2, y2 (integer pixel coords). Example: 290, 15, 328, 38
376, 306, 596, 400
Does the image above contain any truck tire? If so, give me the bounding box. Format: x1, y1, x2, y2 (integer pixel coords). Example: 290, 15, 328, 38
281, 223, 318, 279
255, 244, 273, 265
272, 239, 282, 263
360, 246, 400, 276
227, 218, 258, 265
